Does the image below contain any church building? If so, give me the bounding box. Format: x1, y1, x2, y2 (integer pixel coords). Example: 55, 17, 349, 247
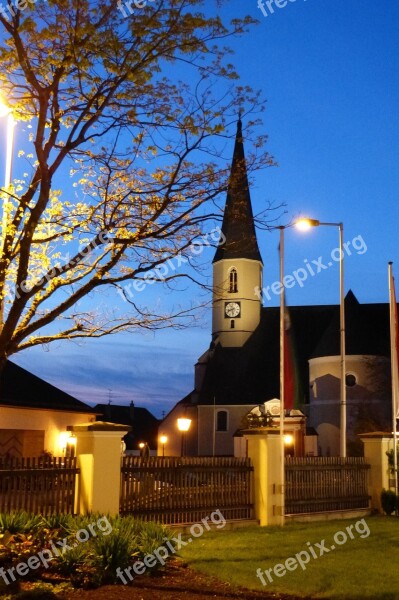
160, 120, 392, 457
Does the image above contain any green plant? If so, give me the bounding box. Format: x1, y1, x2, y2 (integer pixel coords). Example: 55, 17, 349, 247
54, 542, 89, 576
0, 512, 42, 535
89, 528, 139, 584
381, 489, 398, 515
40, 514, 74, 534
138, 521, 174, 557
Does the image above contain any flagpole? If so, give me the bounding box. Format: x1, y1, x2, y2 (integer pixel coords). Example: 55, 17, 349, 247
212, 395, 216, 457
279, 226, 285, 526
388, 262, 398, 502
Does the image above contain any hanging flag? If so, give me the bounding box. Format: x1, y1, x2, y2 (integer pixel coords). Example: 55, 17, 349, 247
283, 301, 302, 411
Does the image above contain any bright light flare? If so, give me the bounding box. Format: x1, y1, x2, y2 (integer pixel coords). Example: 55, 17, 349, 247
284, 434, 294, 445
0, 99, 10, 118
177, 418, 192, 432
295, 218, 320, 231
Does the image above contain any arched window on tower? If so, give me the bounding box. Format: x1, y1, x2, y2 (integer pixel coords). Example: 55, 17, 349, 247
216, 410, 229, 432
229, 268, 238, 293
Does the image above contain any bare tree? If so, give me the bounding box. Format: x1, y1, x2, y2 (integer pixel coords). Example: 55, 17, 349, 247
0, 0, 275, 370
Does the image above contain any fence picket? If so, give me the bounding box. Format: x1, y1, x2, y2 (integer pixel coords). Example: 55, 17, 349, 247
285, 456, 370, 514
120, 456, 254, 524
0, 456, 80, 515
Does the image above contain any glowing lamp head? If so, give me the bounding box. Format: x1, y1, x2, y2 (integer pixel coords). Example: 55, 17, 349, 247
284, 434, 294, 445
177, 418, 192, 432
295, 218, 320, 231
0, 101, 10, 118
160, 435, 168, 445
59, 431, 70, 450
138, 442, 145, 449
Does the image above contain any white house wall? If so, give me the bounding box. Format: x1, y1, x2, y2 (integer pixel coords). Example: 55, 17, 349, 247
0, 406, 95, 456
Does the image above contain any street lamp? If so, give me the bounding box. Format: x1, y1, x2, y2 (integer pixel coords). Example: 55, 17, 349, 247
0, 97, 15, 329
295, 217, 346, 457
177, 418, 191, 457
159, 434, 168, 457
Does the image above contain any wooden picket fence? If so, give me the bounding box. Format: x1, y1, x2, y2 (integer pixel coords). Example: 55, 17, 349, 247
120, 456, 254, 524
0, 456, 79, 515
285, 456, 370, 515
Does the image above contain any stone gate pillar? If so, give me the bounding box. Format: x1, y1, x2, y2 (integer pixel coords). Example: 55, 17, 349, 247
243, 428, 284, 526
360, 432, 395, 513
68, 421, 131, 515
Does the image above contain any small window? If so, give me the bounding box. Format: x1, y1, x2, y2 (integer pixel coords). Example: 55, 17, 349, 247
230, 320, 235, 329
229, 268, 238, 293
346, 373, 357, 387
216, 410, 228, 432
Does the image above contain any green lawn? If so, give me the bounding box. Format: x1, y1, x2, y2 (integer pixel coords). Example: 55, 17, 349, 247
179, 515, 399, 599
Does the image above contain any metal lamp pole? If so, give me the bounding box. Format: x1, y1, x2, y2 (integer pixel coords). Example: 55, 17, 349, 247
295, 218, 346, 457
279, 226, 286, 525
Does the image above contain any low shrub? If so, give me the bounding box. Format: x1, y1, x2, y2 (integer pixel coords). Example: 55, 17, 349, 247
137, 520, 174, 557
0, 512, 175, 588
0, 512, 42, 535
381, 489, 398, 515
88, 528, 138, 584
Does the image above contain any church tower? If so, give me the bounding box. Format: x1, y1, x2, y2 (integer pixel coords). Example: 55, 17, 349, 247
212, 119, 263, 348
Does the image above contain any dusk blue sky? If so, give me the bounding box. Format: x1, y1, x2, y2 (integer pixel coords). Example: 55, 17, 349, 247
3, 0, 399, 417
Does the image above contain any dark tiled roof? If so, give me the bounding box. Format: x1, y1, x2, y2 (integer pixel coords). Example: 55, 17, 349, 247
0, 361, 96, 413
193, 293, 391, 406
213, 119, 262, 263
311, 290, 390, 357
93, 404, 160, 450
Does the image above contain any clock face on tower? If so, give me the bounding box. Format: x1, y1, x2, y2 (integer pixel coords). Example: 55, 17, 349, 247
224, 301, 241, 318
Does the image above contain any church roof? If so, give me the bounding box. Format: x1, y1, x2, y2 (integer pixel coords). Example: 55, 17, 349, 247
213, 119, 262, 264
310, 290, 390, 358
192, 293, 391, 406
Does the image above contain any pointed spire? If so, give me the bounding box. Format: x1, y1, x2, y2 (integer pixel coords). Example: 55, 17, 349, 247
213, 119, 262, 263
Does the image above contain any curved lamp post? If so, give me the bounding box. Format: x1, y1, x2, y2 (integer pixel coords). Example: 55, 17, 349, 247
295, 218, 346, 457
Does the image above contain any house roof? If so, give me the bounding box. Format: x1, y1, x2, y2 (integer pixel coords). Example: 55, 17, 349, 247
0, 360, 96, 413
93, 403, 160, 449
191, 292, 391, 406
213, 119, 262, 264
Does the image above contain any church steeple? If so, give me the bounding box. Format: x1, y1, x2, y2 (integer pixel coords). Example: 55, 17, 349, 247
212, 119, 263, 348
213, 118, 262, 264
